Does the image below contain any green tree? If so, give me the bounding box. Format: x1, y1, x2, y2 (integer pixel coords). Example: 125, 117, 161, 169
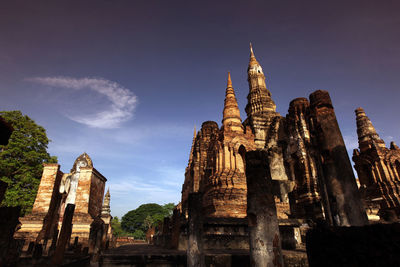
121, 203, 174, 233
132, 229, 145, 240
162, 203, 175, 216
110, 216, 124, 237
0, 111, 57, 215
143, 215, 154, 230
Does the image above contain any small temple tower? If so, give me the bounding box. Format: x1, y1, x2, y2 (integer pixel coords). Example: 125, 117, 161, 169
243, 44, 292, 218
244, 43, 279, 149
353, 107, 400, 221
222, 72, 244, 133
101, 188, 113, 246
202, 73, 255, 218
181, 73, 255, 218
101, 188, 111, 217
15, 153, 108, 251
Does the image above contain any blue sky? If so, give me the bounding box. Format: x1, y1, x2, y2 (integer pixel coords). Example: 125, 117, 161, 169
1, 0, 400, 218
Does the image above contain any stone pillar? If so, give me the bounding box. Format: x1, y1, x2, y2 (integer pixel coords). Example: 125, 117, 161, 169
170, 208, 182, 249
246, 150, 283, 267
187, 193, 205, 267
52, 203, 75, 265
89, 217, 105, 263
309, 90, 368, 226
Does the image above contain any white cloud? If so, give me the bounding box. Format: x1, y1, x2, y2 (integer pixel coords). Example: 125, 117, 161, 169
29, 76, 137, 128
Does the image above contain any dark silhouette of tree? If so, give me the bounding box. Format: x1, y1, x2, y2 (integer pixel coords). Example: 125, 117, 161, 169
0, 111, 57, 215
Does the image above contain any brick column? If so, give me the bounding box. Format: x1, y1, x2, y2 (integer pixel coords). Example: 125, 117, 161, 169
246, 150, 283, 267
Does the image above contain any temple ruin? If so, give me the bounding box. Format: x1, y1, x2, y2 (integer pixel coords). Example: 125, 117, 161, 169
353, 107, 400, 222
156, 44, 369, 253
2, 45, 400, 266
14, 152, 113, 255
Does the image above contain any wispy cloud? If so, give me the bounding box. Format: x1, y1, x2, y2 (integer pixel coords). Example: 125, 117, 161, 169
29, 76, 137, 128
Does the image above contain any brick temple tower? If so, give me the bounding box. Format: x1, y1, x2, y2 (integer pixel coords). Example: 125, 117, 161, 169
182, 73, 256, 219
353, 107, 400, 221
202, 73, 256, 218
244, 43, 279, 149
15, 153, 108, 250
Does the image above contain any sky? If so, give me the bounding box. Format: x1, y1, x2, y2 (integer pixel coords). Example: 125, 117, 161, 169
1, 0, 400, 218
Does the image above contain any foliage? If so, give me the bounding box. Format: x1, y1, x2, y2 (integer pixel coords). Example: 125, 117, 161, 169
0, 111, 57, 215
132, 229, 146, 240
111, 216, 125, 237
143, 215, 154, 230
162, 202, 175, 216
111, 216, 139, 237
121, 203, 175, 233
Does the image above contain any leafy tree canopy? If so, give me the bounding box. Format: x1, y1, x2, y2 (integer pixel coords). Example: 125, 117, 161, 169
132, 229, 145, 240
121, 203, 175, 233
110, 217, 124, 237
0, 111, 57, 215
110, 216, 136, 238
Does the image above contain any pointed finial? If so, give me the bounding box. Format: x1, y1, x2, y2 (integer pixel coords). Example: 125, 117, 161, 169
248, 42, 260, 67
193, 125, 196, 138
355, 107, 386, 152
227, 72, 232, 88
250, 42, 255, 57
222, 72, 243, 133
105, 187, 110, 197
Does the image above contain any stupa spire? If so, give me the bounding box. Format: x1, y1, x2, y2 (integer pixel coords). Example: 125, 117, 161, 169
222, 72, 243, 133
245, 43, 276, 117
249, 42, 260, 67
355, 107, 386, 152
101, 187, 111, 216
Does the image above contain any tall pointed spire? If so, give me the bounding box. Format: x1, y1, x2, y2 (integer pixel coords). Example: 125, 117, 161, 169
355, 107, 386, 152
101, 187, 111, 216
250, 42, 254, 57
249, 42, 260, 67
227, 71, 232, 87
222, 72, 243, 133
245, 43, 276, 117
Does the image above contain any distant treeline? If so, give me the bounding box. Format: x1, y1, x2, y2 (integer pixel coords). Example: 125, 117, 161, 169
111, 203, 175, 239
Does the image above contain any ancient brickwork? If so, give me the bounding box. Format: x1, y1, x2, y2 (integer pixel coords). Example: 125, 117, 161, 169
101, 188, 114, 248
182, 74, 256, 219
285, 98, 324, 220
244, 45, 279, 150
246, 150, 283, 267
353, 107, 400, 221
243, 45, 292, 220
32, 164, 63, 214
16, 164, 63, 243
309, 91, 368, 226
89, 169, 107, 217
173, 45, 368, 253
15, 153, 110, 252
